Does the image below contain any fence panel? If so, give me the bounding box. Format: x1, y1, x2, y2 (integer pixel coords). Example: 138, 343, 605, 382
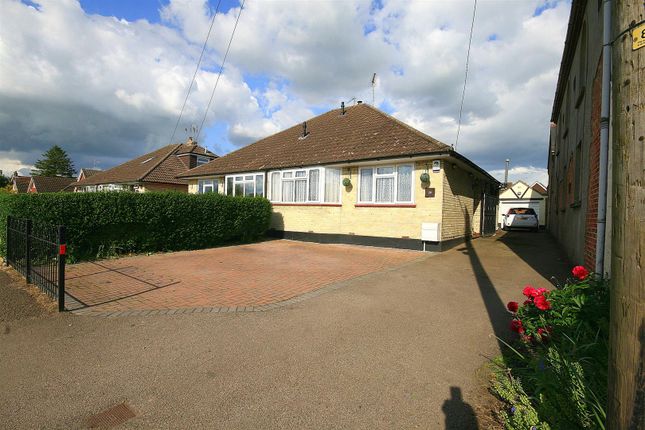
5, 216, 66, 311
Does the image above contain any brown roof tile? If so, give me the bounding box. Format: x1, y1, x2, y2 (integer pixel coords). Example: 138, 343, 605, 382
30, 176, 75, 193
12, 176, 31, 193
179, 104, 452, 178
78, 143, 217, 186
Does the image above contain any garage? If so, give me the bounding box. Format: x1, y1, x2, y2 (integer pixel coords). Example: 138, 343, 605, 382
497, 181, 548, 228
498, 199, 544, 227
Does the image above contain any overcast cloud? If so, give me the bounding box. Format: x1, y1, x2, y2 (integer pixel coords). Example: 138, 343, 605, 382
0, 0, 570, 184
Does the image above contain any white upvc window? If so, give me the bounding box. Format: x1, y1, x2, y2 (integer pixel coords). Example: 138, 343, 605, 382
196, 156, 210, 166
198, 179, 217, 194
269, 167, 341, 204
358, 164, 414, 204
225, 173, 264, 197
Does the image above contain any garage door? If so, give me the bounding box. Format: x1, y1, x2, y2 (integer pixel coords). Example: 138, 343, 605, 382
498, 200, 543, 226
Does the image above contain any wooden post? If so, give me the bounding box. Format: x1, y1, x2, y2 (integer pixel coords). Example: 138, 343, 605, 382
607, 1, 645, 429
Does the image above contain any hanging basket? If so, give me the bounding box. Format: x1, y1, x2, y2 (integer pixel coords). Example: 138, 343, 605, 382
420, 172, 430, 183
342, 177, 352, 187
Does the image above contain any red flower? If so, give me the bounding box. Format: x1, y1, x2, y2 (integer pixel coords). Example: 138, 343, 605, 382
507, 301, 519, 313
521, 334, 535, 344
522, 285, 536, 297
523, 299, 533, 306
534, 295, 551, 311
510, 319, 525, 334
535, 287, 549, 296
537, 327, 549, 340
572, 265, 589, 280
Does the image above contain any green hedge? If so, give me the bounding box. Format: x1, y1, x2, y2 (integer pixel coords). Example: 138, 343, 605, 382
0, 192, 272, 261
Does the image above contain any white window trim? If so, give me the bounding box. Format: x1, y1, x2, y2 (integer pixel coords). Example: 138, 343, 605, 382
224, 172, 265, 197
268, 166, 341, 204
358, 164, 415, 205
198, 179, 217, 194
196, 156, 210, 166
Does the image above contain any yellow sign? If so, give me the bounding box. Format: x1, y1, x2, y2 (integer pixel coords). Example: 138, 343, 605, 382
633, 23, 645, 50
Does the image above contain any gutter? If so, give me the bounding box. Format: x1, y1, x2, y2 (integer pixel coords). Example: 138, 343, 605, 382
595, 0, 611, 274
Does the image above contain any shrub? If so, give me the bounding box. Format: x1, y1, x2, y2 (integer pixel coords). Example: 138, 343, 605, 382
0, 192, 272, 261
493, 267, 609, 430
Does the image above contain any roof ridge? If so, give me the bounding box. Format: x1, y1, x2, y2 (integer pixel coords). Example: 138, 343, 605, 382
139, 144, 182, 181
359, 103, 451, 150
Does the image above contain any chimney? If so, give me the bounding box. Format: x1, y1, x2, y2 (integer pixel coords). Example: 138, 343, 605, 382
504, 159, 510, 187
357, 100, 363, 104
341, 102, 346, 115
186, 136, 196, 146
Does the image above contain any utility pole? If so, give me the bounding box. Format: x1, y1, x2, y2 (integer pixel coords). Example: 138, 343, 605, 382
607, 1, 644, 429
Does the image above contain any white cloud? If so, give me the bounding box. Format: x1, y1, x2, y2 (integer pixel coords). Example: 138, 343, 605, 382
0, 0, 570, 176
488, 166, 549, 187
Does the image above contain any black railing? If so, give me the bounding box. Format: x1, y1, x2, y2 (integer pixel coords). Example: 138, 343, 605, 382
6, 216, 66, 311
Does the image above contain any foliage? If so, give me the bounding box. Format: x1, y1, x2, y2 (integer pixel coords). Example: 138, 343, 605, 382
0, 174, 9, 188
492, 268, 609, 430
0, 192, 272, 261
31, 145, 76, 177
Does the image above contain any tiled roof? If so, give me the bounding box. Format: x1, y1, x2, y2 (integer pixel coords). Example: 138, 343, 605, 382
30, 176, 75, 193
78, 143, 217, 186
531, 182, 548, 195
80, 168, 101, 179
12, 176, 31, 193
178, 103, 452, 177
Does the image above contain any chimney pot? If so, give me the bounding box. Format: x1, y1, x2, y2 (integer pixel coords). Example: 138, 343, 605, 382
357, 100, 363, 104
341, 102, 345, 115
186, 136, 195, 145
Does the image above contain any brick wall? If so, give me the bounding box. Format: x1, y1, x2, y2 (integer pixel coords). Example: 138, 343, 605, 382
584, 57, 603, 270
441, 165, 481, 240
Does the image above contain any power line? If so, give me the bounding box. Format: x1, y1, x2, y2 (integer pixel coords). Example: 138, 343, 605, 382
196, 0, 245, 143
454, 0, 477, 151
168, 0, 223, 146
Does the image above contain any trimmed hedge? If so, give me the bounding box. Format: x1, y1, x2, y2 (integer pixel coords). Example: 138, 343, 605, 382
0, 192, 272, 261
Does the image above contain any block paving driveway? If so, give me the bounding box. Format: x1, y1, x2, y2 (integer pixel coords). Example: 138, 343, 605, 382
65, 240, 422, 315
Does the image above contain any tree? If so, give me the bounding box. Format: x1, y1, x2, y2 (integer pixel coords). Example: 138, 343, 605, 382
31, 145, 76, 177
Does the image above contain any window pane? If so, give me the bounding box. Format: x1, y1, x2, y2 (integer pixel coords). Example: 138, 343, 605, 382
295, 179, 307, 202
309, 169, 319, 201
245, 175, 253, 181
235, 176, 243, 181
377, 166, 394, 175
295, 170, 306, 178
226, 177, 233, 196
376, 177, 394, 203
244, 181, 254, 197
198, 180, 204, 194
271, 172, 281, 201
283, 172, 293, 178
397, 165, 412, 202
282, 180, 294, 202
255, 175, 264, 197
359, 168, 373, 202
324, 168, 340, 203
235, 183, 243, 196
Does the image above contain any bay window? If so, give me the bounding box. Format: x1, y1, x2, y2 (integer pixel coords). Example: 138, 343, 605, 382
225, 173, 265, 197
358, 164, 413, 204
270, 167, 341, 204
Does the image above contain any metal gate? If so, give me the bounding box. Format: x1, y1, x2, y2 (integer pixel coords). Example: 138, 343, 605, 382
6, 216, 67, 311
481, 193, 498, 236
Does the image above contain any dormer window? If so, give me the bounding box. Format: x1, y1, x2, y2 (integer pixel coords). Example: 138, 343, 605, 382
196, 156, 210, 166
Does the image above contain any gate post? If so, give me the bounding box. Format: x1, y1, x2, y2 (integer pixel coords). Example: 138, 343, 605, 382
57, 225, 66, 312
25, 219, 32, 284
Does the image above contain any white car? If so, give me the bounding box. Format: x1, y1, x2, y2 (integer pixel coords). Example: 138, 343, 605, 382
502, 208, 539, 231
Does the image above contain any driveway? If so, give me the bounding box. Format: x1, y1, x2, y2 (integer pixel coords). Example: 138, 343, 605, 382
0, 232, 570, 429
65, 240, 423, 315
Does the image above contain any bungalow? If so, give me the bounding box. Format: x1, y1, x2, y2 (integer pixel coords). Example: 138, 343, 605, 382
11, 175, 31, 193
497, 181, 548, 228
178, 103, 500, 251
74, 138, 217, 192
27, 176, 75, 193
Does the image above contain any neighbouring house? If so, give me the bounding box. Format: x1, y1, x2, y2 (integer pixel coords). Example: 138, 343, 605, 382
547, 0, 610, 270
498, 181, 548, 228
178, 103, 500, 251
11, 175, 31, 193
74, 138, 217, 192
72, 168, 101, 192
27, 176, 75, 193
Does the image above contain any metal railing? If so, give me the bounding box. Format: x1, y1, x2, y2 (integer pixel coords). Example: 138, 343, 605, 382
6, 216, 66, 311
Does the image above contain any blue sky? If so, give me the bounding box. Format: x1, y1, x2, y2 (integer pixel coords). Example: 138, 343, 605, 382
2, 0, 572, 185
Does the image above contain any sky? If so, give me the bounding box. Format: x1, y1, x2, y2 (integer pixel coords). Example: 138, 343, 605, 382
0, 0, 571, 185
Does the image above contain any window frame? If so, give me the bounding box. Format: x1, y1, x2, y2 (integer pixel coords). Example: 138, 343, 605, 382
269, 166, 341, 205
197, 178, 217, 194
357, 163, 415, 205
224, 172, 265, 197
196, 156, 210, 167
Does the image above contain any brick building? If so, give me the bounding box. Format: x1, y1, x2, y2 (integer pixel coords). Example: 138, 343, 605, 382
179, 103, 499, 251
547, 0, 611, 270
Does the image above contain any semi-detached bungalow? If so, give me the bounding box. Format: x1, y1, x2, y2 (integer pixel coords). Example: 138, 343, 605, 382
178, 103, 500, 251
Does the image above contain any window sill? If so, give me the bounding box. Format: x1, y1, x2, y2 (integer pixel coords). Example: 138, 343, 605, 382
271, 203, 342, 207
355, 204, 416, 208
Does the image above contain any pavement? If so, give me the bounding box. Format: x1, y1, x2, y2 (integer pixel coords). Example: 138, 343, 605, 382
0, 231, 570, 429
